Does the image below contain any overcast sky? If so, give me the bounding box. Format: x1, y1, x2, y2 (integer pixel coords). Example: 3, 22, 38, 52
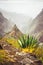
0, 0, 43, 18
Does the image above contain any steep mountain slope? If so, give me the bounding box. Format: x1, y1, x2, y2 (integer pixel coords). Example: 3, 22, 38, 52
0, 11, 23, 38
0, 9, 32, 34
29, 10, 43, 42
0, 12, 9, 37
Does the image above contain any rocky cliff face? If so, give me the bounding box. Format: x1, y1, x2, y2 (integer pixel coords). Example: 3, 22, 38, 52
29, 10, 43, 42
0, 12, 8, 37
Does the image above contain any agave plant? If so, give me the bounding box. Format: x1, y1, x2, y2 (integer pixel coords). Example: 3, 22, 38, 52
18, 35, 28, 48
18, 35, 38, 53
29, 36, 38, 49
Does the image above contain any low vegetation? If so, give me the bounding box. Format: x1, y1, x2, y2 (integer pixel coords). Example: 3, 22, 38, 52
18, 35, 38, 53
0, 50, 13, 62
6, 36, 20, 49
34, 44, 43, 63
1, 36, 20, 49
0, 35, 43, 63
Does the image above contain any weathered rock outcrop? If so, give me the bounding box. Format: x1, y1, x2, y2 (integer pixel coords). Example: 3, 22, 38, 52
8, 24, 23, 39
0, 12, 11, 37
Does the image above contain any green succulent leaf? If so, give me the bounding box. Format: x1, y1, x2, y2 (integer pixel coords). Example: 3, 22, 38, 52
18, 35, 38, 49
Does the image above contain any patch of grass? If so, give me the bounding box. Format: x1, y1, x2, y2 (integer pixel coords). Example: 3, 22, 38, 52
34, 45, 43, 63
0, 50, 15, 62
0, 50, 8, 62
3, 36, 20, 49
1, 35, 20, 48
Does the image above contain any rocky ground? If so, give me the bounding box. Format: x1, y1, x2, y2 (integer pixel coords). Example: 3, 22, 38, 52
0, 41, 43, 65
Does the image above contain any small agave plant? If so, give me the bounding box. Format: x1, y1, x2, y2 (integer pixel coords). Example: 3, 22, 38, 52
18, 35, 38, 53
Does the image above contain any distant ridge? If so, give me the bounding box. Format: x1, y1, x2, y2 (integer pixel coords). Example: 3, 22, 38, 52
0, 12, 23, 38
0, 8, 32, 34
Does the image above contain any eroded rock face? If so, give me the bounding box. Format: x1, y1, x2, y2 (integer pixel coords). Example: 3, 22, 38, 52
0, 12, 9, 37
29, 10, 43, 43
30, 10, 43, 34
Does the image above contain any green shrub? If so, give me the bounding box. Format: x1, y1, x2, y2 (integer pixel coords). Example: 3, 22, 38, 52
18, 35, 38, 49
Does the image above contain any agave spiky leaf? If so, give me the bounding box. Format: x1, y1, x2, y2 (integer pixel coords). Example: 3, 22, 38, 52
26, 35, 29, 47
18, 35, 38, 50
29, 36, 33, 47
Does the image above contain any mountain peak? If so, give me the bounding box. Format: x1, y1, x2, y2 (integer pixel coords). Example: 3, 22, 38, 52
12, 24, 18, 31
9, 24, 23, 39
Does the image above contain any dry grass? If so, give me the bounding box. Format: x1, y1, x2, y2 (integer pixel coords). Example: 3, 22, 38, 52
0, 50, 15, 62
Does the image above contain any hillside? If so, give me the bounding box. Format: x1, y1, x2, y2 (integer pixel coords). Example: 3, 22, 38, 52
0, 9, 43, 65
0, 9, 32, 34
29, 10, 43, 42
8, 24, 23, 39
0, 11, 23, 39
0, 12, 9, 37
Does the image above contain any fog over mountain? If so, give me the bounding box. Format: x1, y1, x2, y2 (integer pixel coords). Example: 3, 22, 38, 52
29, 9, 43, 34
0, 9, 32, 34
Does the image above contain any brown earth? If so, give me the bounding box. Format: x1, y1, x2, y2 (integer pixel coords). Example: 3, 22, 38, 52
0, 40, 43, 65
